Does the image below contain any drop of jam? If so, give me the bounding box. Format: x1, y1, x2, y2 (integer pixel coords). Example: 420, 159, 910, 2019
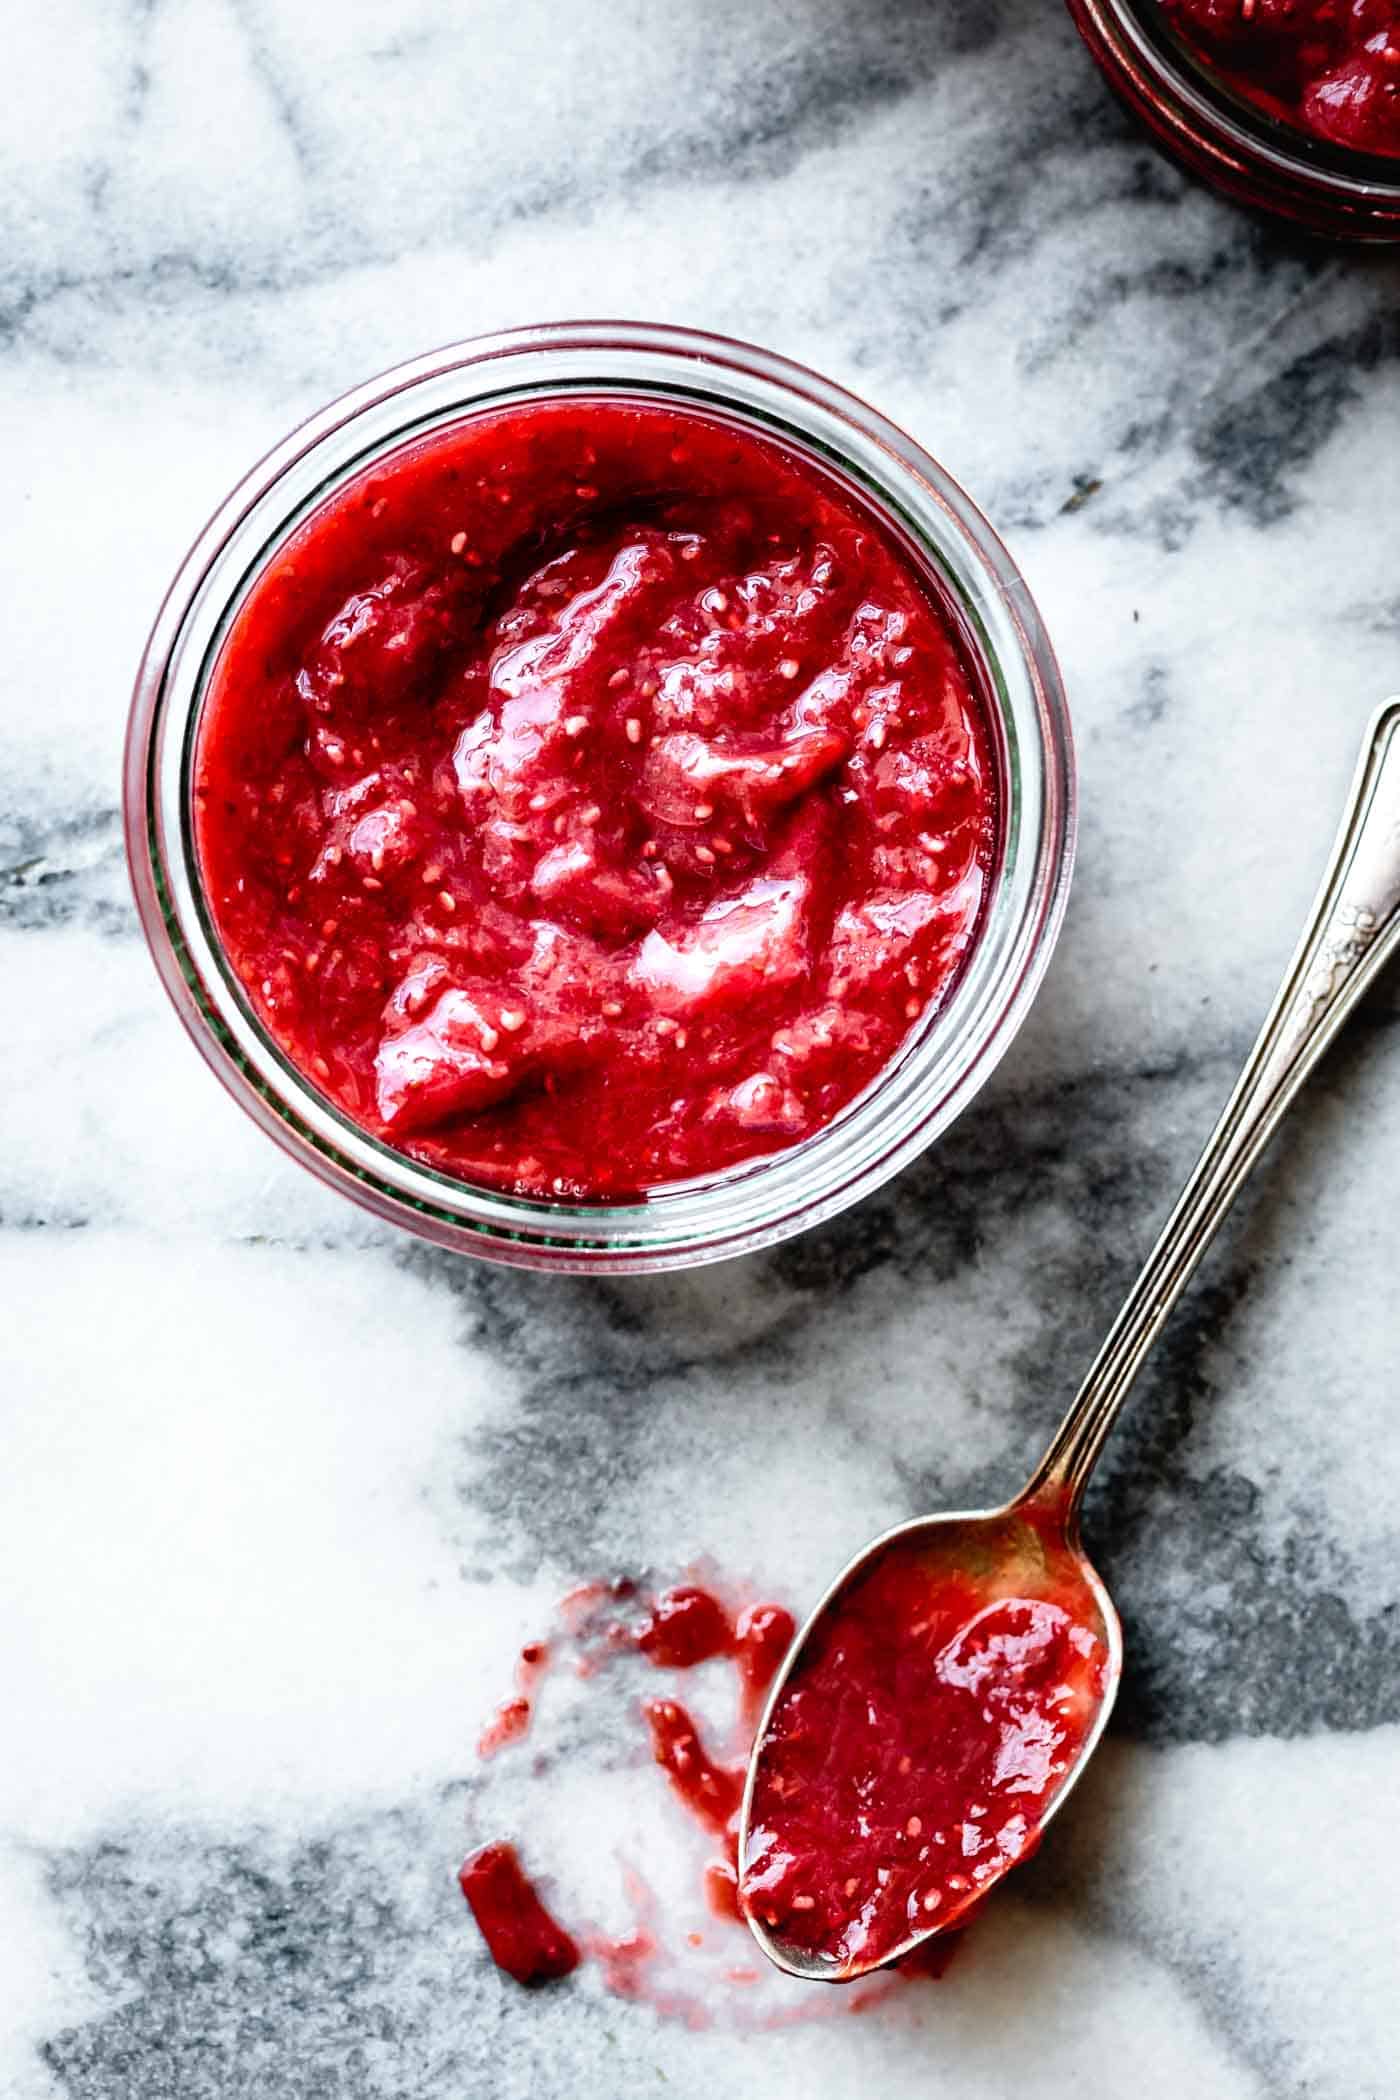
733, 1601, 801, 1723
635, 1583, 734, 1668
194, 398, 998, 1199
476, 1636, 553, 1757
703, 1856, 743, 1922
458, 1842, 580, 1986
643, 1696, 746, 1839
476, 1694, 531, 1758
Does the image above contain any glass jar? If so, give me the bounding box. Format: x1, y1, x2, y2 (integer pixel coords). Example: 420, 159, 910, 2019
1068, 0, 1400, 239
125, 322, 1074, 1273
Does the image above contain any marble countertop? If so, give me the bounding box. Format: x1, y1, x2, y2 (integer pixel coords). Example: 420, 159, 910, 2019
5, 2, 1400, 2094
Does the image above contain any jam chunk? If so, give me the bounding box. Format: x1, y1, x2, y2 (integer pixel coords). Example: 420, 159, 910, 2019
194, 398, 997, 1197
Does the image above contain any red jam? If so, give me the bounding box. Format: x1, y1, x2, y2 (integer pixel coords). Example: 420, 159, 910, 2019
636, 1584, 795, 1724
476, 1638, 551, 1758
195, 398, 996, 1199
458, 1841, 581, 1986
635, 1583, 735, 1669
740, 1534, 1109, 1973
1162, 0, 1400, 155
462, 1579, 797, 1996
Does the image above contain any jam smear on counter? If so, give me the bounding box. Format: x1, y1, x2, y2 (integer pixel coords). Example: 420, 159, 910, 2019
740, 1527, 1109, 1974
1162, 0, 1400, 156
463, 1579, 794, 1986
195, 398, 997, 1199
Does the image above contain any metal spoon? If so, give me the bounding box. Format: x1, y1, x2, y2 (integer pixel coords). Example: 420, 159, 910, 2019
739, 698, 1400, 1983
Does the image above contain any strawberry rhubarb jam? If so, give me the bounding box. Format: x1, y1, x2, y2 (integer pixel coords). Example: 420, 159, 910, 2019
1162, 0, 1400, 155
740, 1530, 1109, 1973
194, 398, 997, 1200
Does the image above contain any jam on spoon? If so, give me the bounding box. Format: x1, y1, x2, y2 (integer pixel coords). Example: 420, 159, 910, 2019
740, 698, 1400, 1980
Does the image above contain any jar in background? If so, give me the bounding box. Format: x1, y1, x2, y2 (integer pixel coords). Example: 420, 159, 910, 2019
1068, 0, 1400, 240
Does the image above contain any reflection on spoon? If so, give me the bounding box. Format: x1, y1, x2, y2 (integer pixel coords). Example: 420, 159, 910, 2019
740, 698, 1400, 1982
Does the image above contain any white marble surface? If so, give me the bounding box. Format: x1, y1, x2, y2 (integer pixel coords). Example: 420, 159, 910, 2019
5, 2, 1400, 2093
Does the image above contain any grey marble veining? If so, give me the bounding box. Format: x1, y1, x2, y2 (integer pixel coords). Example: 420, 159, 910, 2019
4, 2, 1400, 2095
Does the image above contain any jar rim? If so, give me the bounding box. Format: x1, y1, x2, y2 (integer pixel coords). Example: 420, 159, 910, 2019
1071, 0, 1400, 218
125, 321, 1076, 1272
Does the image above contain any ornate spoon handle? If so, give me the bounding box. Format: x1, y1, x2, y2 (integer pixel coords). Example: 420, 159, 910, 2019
1033, 698, 1400, 1511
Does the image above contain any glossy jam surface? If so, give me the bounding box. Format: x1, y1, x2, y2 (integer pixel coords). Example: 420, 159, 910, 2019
195, 399, 997, 1199
458, 1841, 581, 1985
741, 1527, 1110, 1973
462, 1572, 972, 2018
1162, 0, 1400, 155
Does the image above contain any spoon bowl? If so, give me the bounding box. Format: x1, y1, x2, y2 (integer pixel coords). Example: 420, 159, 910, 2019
738, 1497, 1122, 1981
